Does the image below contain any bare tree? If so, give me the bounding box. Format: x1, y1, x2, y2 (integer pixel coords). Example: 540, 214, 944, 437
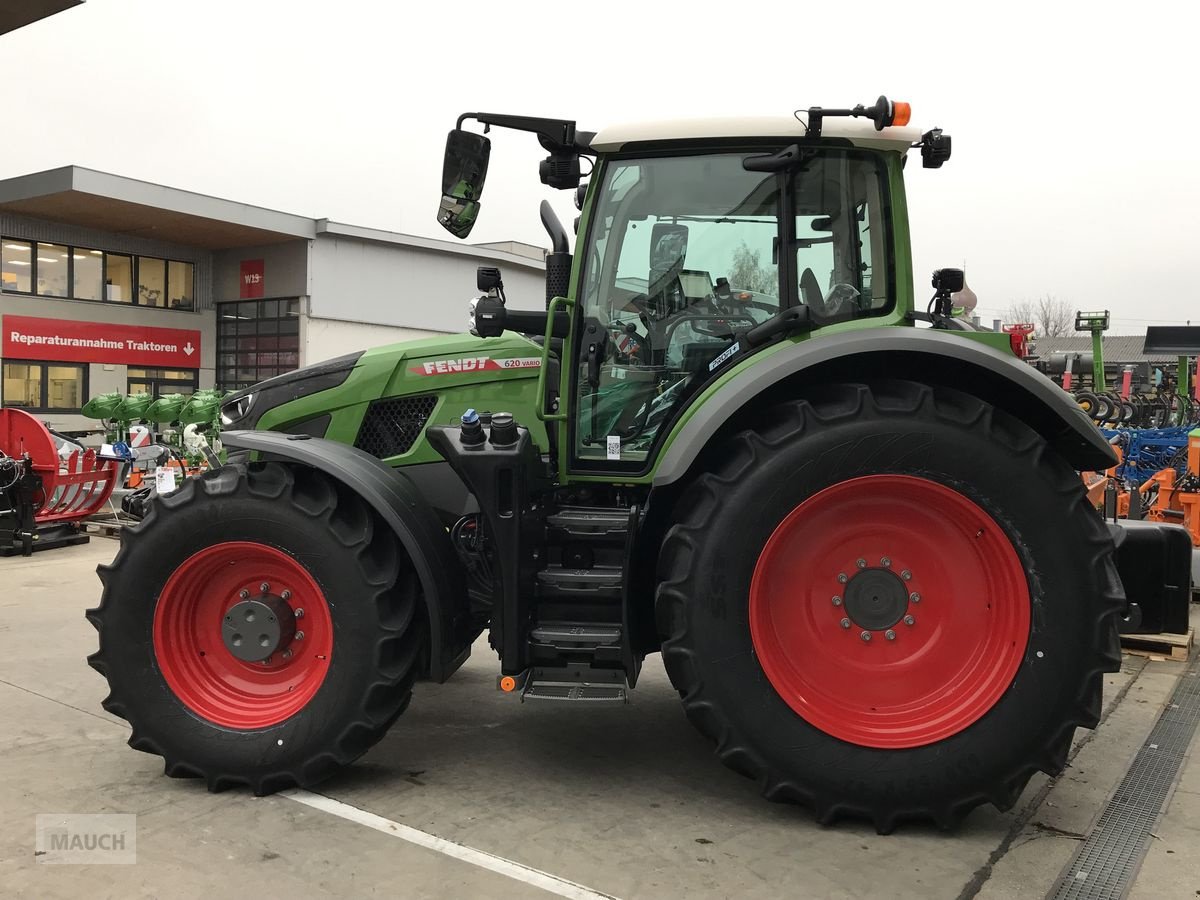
1035, 295, 1074, 337
729, 241, 778, 294
1005, 295, 1073, 337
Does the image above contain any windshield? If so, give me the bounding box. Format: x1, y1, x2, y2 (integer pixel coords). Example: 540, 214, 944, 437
574, 149, 890, 467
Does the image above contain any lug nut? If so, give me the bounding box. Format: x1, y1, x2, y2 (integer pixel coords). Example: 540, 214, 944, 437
837, 573, 849, 584
910, 592, 921, 603
260, 582, 270, 594
295, 631, 305, 641
832, 596, 842, 607
294, 608, 304, 619
860, 631, 871, 642
880, 557, 891, 567
904, 615, 915, 626
282, 649, 293, 660
239, 589, 250, 600
281, 590, 291, 601
901, 570, 912, 581
885, 629, 896, 641
840, 618, 851, 629
856, 558, 867, 569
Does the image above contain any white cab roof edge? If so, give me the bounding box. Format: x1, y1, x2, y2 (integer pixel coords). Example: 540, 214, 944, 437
590, 115, 923, 153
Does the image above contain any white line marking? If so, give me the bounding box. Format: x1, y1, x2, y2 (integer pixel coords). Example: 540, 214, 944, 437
282, 789, 618, 900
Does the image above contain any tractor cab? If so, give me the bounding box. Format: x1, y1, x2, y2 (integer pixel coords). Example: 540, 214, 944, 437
440, 99, 952, 472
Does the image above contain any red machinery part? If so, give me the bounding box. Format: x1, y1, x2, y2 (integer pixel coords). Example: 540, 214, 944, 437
749, 475, 1030, 749
153, 542, 334, 729
0, 408, 118, 524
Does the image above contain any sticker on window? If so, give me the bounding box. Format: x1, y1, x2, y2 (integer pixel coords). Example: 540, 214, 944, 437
708, 342, 741, 372
606, 435, 621, 460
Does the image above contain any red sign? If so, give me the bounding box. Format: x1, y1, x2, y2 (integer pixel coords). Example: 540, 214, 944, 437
3, 315, 202, 368
240, 259, 265, 299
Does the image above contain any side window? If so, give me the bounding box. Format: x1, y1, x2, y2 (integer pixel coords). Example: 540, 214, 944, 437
795, 155, 889, 320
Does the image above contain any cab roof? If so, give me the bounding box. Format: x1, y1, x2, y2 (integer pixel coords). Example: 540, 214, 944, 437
590, 114, 922, 153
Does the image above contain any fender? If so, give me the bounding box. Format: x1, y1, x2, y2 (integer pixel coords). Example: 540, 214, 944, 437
653, 328, 1118, 486
221, 430, 471, 682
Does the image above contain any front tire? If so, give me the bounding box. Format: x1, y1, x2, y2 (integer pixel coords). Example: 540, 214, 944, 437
87, 462, 426, 794
656, 380, 1123, 831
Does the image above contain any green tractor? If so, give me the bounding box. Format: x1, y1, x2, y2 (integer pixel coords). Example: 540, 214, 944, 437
88, 97, 1187, 831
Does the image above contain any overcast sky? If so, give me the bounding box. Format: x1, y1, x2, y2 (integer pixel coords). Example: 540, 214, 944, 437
1, 0, 1196, 332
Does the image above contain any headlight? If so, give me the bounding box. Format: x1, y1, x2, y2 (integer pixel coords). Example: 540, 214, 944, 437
218, 351, 363, 431
220, 393, 255, 426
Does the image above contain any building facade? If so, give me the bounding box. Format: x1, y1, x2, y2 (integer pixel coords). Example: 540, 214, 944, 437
0, 166, 546, 433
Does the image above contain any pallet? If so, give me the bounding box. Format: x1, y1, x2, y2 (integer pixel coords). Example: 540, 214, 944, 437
1120, 628, 1194, 662
82, 518, 127, 538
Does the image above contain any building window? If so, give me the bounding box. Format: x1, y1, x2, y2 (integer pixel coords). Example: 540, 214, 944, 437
127, 367, 198, 398
2, 361, 88, 412
0, 236, 195, 310
168, 260, 194, 310
36, 242, 70, 297
138, 256, 165, 307
2, 240, 32, 291
216, 298, 301, 391
107, 253, 133, 302
73, 247, 104, 301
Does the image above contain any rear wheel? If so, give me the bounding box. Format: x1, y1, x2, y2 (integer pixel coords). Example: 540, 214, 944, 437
656, 380, 1123, 831
87, 462, 426, 794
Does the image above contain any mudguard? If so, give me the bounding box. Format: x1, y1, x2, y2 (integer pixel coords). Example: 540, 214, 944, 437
653, 328, 1118, 486
221, 430, 471, 682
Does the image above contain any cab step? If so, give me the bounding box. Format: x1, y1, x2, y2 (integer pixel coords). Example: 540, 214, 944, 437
515, 664, 629, 705
545, 506, 630, 541
523, 681, 628, 704
536, 565, 623, 596
530, 623, 622, 647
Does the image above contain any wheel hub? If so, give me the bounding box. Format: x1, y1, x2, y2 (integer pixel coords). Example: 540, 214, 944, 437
221, 592, 295, 663
843, 567, 909, 631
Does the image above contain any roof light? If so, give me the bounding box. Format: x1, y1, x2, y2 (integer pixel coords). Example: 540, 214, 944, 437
4, 243, 29, 250
37, 257, 59, 263
891, 101, 911, 127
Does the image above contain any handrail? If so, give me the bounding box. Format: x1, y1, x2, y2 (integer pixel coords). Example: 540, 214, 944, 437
535, 295, 575, 422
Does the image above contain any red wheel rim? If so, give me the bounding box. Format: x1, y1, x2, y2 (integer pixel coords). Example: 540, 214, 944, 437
153, 542, 333, 729
749, 475, 1029, 749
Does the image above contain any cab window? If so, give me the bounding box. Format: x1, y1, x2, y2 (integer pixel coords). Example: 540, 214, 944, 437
573, 149, 890, 468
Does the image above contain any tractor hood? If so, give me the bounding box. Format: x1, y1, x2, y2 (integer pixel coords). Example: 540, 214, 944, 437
242, 330, 551, 468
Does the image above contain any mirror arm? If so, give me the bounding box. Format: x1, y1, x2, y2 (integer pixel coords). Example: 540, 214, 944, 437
456, 112, 587, 153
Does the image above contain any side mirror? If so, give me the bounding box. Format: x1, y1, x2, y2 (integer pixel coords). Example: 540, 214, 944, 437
574, 181, 588, 211
438, 130, 491, 238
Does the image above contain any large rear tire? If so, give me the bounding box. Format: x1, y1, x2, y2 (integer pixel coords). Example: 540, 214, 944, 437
87, 462, 426, 794
656, 380, 1123, 831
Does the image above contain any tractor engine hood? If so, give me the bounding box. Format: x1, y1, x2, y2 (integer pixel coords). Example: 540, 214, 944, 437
220, 351, 363, 431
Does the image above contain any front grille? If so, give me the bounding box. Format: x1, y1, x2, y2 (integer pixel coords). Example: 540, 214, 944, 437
354, 395, 437, 458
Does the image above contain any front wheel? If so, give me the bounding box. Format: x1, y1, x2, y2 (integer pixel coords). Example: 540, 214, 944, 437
656, 380, 1123, 831
87, 462, 426, 794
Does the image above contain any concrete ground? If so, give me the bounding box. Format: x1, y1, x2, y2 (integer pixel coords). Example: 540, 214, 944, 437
1, 538, 1197, 900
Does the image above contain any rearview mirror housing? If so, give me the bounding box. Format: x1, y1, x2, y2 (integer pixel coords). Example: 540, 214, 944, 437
439, 130, 491, 238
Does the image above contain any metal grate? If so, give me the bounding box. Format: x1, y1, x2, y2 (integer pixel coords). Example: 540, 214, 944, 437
353, 395, 437, 459
1049, 657, 1200, 899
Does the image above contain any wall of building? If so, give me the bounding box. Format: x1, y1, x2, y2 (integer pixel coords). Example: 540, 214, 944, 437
308, 235, 546, 334
0, 291, 216, 433
0, 210, 214, 308
303, 316, 444, 364
211, 239, 310, 302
